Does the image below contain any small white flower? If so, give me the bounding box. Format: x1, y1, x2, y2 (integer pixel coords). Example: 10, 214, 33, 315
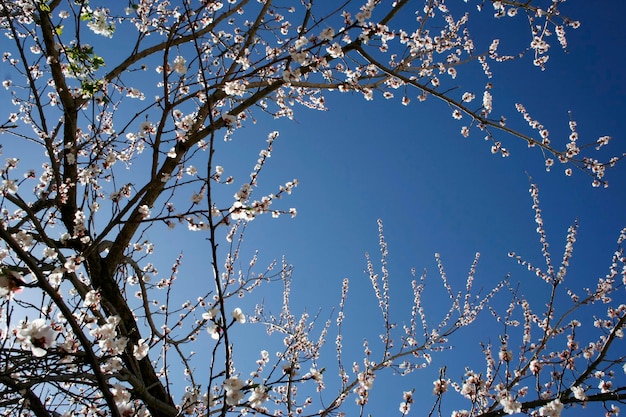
571, 385, 586, 401
191, 192, 203, 203
231, 307, 246, 323
1, 179, 18, 194
202, 307, 219, 321
207, 324, 220, 339
326, 43, 344, 58
43, 247, 57, 260
224, 80, 246, 96
138, 121, 154, 137
138, 205, 151, 219
539, 399, 563, 417
224, 376, 243, 390
499, 395, 521, 415
223, 377, 244, 401
84, 290, 100, 308
15, 318, 58, 357
86, 9, 115, 38
0, 270, 23, 298
309, 367, 323, 382
180, 389, 199, 414
294, 36, 308, 49
319, 27, 335, 41
133, 339, 149, 360
225, 388, 244, 405
498, 346, 513, 362
462, 92, 475, 102
599, 380, 612, 393
222, 114, 237, 125
248, 385, 268, 408
432, 379, 448, 395
172, 55, 187, 75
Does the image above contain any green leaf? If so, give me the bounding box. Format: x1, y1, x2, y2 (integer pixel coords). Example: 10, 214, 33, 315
92, 55, 105, 69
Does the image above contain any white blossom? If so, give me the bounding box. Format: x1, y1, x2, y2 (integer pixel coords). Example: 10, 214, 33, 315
133, 339, 149, 360
224, 80, 247, 96
499, 395, 521, 415
172, 56, 187, 75
231, 307, 246, 323
326, 43, 344, 58
319, 27, 335, 41
86, 9, 115, 37
571, 385, 586, 401
248, 385, 269, 408
539, 399, 563, 417
15, 318, 58, 357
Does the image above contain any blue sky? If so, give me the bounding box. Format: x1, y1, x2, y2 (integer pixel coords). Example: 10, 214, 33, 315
233, 1, 626, 312
1, 1, 625, 415
97, 1, 626, 413
213, 2, 626, 414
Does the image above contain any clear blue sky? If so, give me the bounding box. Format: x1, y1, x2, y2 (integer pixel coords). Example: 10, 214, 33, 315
212, 2, 626, 414
94, 1, 626, 414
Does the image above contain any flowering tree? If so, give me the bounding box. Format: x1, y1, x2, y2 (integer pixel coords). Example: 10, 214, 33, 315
0, 1, 624, 417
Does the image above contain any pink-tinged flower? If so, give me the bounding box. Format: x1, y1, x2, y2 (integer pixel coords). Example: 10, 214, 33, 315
571, 385, 586, 401
223, 376, 245, 405
224, 80, 247, 96
498, 346, 513, 362
138, 205, 151, 219
462, 92, 475, 102
172, 56, 187, 75
539, 399, 563, 417
84, 290, 101, 309
133, 339, 149, 360
207, 324, 220, 339
319, 27, 335, 41
432, 379, 448, 395
1, 179, 18, 194
309, 368, 324, 382
499, 394, 521, 415
294, 36, 308, 49
530, 359, 542, 374
225, 388, 244, 405
180, 389, 199, 414
599, 380, 612, 393
0, 269, 23, 298
15, 318, 58, 357
111, 383, 131, 405
248, 385, 269, 408
222, 114, 237, 125
326, 43, 344, 58
223, 376, 244, 392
